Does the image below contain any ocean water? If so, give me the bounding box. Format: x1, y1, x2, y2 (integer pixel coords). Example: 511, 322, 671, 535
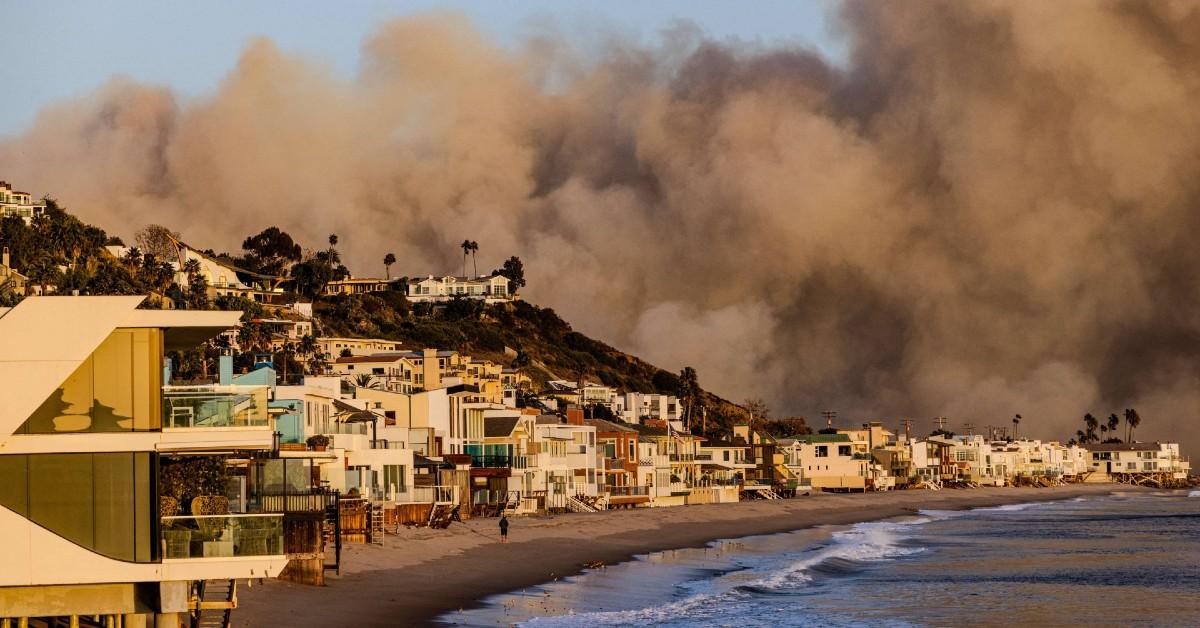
439, 490, 1200, 627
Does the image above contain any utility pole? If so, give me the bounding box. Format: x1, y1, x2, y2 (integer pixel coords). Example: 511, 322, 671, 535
934, 416, 948, 433
822, 410, 838, 430
963, 422, 975, 437
901, 419, 913, 440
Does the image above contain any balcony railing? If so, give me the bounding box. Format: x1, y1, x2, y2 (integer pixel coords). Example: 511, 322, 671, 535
471, 455, 512, 468
605, 486, 649, 497
669, 454, 696, 462
252, 488, 340, 514
163, 386, 269, 428
161, 514, 283, 559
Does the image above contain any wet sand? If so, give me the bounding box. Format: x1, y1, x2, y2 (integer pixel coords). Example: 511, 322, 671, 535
235, 484, 1128, 627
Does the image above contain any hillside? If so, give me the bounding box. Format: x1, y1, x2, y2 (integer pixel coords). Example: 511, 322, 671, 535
314, 292, 751, 436
0, 197, 755, 437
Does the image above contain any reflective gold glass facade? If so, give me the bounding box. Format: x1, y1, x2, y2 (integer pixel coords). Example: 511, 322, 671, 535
19, 328, 163, 434
0, 452, 157, 562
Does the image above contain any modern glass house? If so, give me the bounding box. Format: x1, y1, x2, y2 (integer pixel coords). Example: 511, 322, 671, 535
0, 296, 287, 626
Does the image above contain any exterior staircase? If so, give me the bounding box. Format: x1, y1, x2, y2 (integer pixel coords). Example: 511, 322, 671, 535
564, 495, 601, 513
370, 503, 386, 545
190, 579, 236, 628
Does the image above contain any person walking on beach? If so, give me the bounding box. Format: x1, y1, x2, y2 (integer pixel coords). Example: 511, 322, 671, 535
499, 515, 509, 543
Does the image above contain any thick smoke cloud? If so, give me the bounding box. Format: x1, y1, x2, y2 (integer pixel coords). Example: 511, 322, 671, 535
3, 3, 1199, 451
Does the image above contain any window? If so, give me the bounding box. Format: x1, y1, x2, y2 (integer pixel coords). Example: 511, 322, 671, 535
0, 452, 155, 563
383, 465, 406, 494
838, 445, 852, 457
815, 446, 828, 458
19, 329, 163, 434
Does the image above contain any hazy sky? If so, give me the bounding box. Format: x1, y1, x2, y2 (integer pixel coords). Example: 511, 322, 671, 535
0, 0, 840, 137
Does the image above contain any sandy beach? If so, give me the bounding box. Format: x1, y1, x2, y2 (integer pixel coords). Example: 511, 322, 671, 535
235, 484, 1129, 627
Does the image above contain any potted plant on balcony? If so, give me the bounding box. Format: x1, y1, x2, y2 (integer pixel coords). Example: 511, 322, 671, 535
307, 434, 331, 452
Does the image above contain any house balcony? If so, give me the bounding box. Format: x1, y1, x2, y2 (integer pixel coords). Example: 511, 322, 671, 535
163, 386, 270, 428
669, 454, 696, 462
161, 513, 284, 559
160, 386, 274, 451
471, 455, 512, 468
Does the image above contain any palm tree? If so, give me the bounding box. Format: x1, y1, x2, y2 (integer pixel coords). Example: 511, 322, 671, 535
1100, 424, 1109, 440
469, 240, 479, 276
354, 373, 373, 388
1106, 413, 1121, 441
1075, 429, 1087, 444
296, 334, 318, 376
1124, 408, 1141, 442
460, 240, 472, 277
1012, 414, 1021, 440
677, 366, 700, 430
383, 253, 396, 279
1083, 413, 1099, 443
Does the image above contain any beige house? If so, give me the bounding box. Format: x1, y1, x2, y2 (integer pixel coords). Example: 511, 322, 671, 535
321, 277, 403, 296
318, 336, 403, 360
1, 247, 27, 296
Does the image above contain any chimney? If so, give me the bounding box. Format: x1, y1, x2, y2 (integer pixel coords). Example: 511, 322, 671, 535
566, 407, 584, 425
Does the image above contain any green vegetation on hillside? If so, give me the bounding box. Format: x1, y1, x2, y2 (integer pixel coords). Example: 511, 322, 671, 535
0, 202, 765, 438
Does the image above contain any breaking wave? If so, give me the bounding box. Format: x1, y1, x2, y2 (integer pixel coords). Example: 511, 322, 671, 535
519, 518, 932, 627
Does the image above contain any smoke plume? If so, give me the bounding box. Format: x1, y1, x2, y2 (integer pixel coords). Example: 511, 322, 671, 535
3, 3, 1199, 451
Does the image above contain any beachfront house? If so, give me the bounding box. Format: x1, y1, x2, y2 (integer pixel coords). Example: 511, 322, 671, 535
779, 433, 871, 492
0, 296, 288, 626
1085, 442, 1191, 482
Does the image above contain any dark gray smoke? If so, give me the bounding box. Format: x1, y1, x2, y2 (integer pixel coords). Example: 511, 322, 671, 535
2, 3, 1198, 450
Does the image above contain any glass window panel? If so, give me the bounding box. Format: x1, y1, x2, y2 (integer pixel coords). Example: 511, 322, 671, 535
135, 452, 154, 562
131, 328, 162, 430
284, 459, 307, 493
93, 453, 135, 561
261, 459, 285, 493
29, 453, 94, 550
93, 331, 135, 431
0, 454, 28, 516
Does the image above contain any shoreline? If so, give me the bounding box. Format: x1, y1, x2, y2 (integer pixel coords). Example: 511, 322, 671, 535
235, 484, 1133, 627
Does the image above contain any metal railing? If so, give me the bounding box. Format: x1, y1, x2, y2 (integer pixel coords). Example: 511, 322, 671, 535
471, 455, 512, 468
605, 486, 649, 497
396, 485, 458, 504
254, 488, 340, 514
161, 514, 283, 559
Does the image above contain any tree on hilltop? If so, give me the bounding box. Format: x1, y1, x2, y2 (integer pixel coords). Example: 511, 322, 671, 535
384, 252, 396, 279
135, 224, 180, 261
493, 256, 526, 290
241, 227, 302, 276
